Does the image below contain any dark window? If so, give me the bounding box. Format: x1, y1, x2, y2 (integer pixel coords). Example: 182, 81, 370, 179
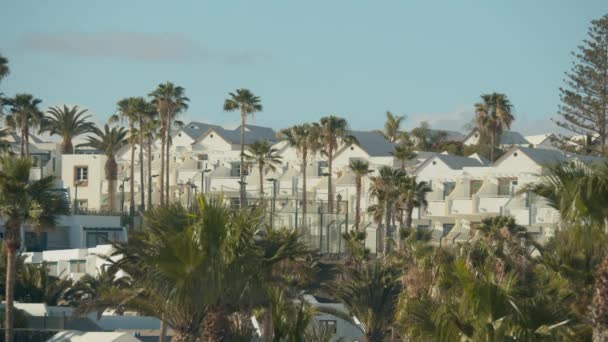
69, 260, 86, 273
443, 182, 455, 199
86, 232, 109, 248
470, 180, 483, 197
319, 320, 337, 335
75, 166, 88, 181
25, 232, 47, 252
498, 178, 518, 196
231, 163, 249, 177
443, 224, 455, 236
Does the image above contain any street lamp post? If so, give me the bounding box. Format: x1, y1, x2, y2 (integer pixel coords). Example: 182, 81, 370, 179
200, 168, 212, 195
322, 172, 331, 215
266, 178, 278, 229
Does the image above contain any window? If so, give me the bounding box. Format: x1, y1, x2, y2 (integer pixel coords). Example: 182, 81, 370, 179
443, 182, 455, 199
86, 232, 109, 248
498, 177, 518, 196
74, 166, 88, 186
470, 180, 483, 197
230, 198, 241, 209
69, 260, 86, 273
319, 320, 337, 335
231, 163, 249, 177
443, 224, 455, 236
46, 262, 58, 277
317, 161, 328, 176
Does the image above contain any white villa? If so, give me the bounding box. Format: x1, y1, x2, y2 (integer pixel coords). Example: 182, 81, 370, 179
2, 118, 603, 271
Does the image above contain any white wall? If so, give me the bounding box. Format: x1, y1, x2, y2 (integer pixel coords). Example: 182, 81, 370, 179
62, 154, 108, 211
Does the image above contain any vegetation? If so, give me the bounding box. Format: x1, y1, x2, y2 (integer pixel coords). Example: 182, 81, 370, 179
555, 14, 608, 155
0, 156, 69, 341
80, 125, 128, 211
3, 94, 44, 157
224, 88, 263, 208
375, 111, 405, 143
474, 92, 514, 162
41, 105, 95, 154
245, 140, 283, 195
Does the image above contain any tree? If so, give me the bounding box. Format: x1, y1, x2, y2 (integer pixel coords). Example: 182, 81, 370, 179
318, 116, 356, 213
277, 124, 322, 228
224, 89, 263, 208
105, 197, 310, 341
592, 256, 608, 342
80, 125, 128, 211
16, 263, 72, 306
349, 159, 372, 231
555, 15, 608, 155
140, 103, 159, 210
40, 105, 95, 154
410, 121, 447, 151
0, 156, 69, 341
398, 176, 431, 231
374, 111, 406, 143
474, 93, 514, 162
369, 166, 404, 254
111, 97, 146, 215
330, 260, 401, 342
0, 54, 9, 83
244, 140, 282, 196
392, 135, 416, 170
4, 94, 44, 158
149, 82, 189, 204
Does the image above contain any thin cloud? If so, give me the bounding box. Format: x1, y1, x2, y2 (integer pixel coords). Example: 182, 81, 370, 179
17, 31, 269, 65
408, 106, 474, 132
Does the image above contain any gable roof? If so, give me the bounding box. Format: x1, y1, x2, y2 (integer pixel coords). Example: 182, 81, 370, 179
196, 124, 277, 145
415, 154, 484, 174
464, 129, 530, 145
349, 131, 396, 157
525, 133, 555, 145
494, 146, 566, 167
567, 153, 606, 165
467, 152, 491, 165
180, 122, 223, 140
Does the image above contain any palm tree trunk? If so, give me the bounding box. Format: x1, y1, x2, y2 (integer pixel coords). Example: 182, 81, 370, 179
160, 128, 165, 205
129, 121, 135, 214
328, 146, 333, 214
139, 116, 145, 212
106, 158, 118, 211
165, 113, 172, 203
592, 256, 608, 342
384, 203, 391, 254
159, 317, 167, 342
259, 163, 264, 196
62, 137, 73, 154
490, 130, 495, 162
355, 176, 361, 230
20, 126, 25, 157
240, 111, 246, 208
405, 202, 414, 229
147, 135, 153, 210
302, 150, 308, 228
4, 218, 20, 342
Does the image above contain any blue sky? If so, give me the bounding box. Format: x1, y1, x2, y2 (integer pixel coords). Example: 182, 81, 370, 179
1, 1, 606, 135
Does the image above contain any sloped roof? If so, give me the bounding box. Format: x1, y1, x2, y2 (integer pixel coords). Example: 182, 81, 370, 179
415, 154, 484, 173
201, 124, 277, 145
467, 153, 491, 165
525, 133, 555, 145
350, 131, 396, 157
501, 131, 530, 145
181, 122, 223, 140
495, 147, 566, 166
567, 153, 606, 165
464, 129, 530, 145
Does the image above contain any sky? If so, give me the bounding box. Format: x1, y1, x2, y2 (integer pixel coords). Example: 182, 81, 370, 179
1, 1, 607, 135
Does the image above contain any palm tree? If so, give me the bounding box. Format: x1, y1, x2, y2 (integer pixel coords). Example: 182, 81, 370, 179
105, 197, 310, 341
375, 111, 405, 143
318, 115, 356, 213
349, 160, 372, 231
16, 263, 72, 306
111, 97, 145, 215
0, 156, 69, 341
474, 93, 514, 162
244, 140, 282, 196
141, 103, 159, 210
40, 105, 95, 154
277, 123, 321, 228
0, 54, 9, 83
592, 257, 608, 341
80, 125, 128, 211
369, 166, 404, 254
4, 94, 43, 157
398, 176, 431, 231
330, 260, 401, 342
224, 89, 263, 208
392, 133, 416, 170
149, 82, 189, 204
